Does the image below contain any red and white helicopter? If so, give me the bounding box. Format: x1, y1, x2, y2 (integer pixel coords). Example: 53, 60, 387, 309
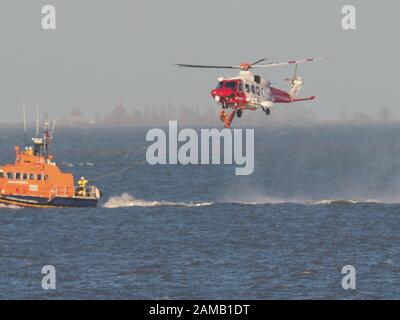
176, 57, 327, 128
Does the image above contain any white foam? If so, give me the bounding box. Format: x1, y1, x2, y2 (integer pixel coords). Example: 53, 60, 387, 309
102, 193, 392, 209
103, 193, 213, 209
0, 203, 22, 209
306, 199, 382, 205
221, 195, 302, 205
222, 196, 384, 206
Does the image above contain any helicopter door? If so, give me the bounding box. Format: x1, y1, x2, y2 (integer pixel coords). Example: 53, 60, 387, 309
237, 81, 246, 105
262, 87, 271, 101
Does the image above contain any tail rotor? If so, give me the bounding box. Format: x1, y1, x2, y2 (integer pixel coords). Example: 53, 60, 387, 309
285, 64, 301, 84
285, 65, 304, 98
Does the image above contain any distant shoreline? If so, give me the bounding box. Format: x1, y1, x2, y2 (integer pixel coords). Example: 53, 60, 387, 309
1, 120, 399, 129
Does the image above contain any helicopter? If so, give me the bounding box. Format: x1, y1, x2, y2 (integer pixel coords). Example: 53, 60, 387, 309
176, 57, 327, 128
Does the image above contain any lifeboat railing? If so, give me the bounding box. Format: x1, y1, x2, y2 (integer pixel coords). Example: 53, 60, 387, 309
50, 185, 98, 199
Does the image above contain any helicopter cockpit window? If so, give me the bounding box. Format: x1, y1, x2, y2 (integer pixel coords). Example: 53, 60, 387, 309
216, 82, 225, 89
245, 84, 250, 93
251, 85, 256, 94
261, 88, 266, 97
238, 82, 243, 92
225, 81, 236, 90
256, 86, 260, 96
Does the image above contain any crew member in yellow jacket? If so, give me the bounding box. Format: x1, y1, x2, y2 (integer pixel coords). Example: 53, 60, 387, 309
78, 177, 88, 196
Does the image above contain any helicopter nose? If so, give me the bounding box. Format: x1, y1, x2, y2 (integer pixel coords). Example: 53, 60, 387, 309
211, 88, 233, 98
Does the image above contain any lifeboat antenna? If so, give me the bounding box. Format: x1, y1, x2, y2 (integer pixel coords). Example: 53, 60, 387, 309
22, 101, 27, 146
36, 107, 39, 138
51, 120, 56, 137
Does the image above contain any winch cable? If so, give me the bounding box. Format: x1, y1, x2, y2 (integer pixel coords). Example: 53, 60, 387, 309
88, 159, 147, 182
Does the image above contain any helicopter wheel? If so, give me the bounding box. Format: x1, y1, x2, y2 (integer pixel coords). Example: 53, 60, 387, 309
237, 109, 242, 118
262, 107, 271, 116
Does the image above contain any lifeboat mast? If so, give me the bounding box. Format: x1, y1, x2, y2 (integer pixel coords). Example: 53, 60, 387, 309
31, 121, 55, 160
23, 107, 56, 160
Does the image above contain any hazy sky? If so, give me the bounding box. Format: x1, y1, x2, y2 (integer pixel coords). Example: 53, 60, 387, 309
0, 0, 398, 122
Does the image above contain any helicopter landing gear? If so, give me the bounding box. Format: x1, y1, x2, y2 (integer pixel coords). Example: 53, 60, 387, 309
237, 109, 243, 118
262, 107, 271, 116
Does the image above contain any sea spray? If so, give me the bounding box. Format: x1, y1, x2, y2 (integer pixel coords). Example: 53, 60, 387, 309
103, 193, 213, 208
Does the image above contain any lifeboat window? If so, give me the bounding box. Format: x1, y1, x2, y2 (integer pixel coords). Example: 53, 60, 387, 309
23, 173, 28, 180
16, 173, 21, 180
44, 175, 49, 181
256, 86, 260, 96
7, 172, 14, 180
245, 84, 250, 93
0, 172, 3, 178
29, 174, 35, 180
37, 174, 42, 181
251, 85, 256, 94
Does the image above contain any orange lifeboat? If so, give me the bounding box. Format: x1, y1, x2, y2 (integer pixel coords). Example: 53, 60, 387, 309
0, 124, 101, 208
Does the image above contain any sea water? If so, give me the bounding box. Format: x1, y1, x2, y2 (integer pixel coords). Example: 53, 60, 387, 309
1, 124, 400, 299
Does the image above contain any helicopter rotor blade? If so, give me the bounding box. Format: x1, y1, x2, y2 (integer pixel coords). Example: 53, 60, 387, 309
175, 63, 239, 69
252, 57, 329, 69
251, 58, 267, 66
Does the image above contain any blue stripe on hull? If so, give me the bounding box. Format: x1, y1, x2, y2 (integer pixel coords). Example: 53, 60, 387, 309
0, 194, 98, 208
50, 197, 97, 208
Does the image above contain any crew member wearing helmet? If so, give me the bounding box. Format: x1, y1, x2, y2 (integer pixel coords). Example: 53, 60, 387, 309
78, 177, 88, 196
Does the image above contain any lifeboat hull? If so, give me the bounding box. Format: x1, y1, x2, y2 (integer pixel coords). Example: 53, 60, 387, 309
0, 194, 98, 208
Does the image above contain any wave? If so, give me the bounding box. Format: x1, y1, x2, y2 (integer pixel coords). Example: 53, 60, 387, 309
305, 199, 383, 205
61, 162, 95, 167
220, 193, 387, 206
231, 198, 384, 206
103, 193, 213, 208
0, 203, 22, 209
102, 193, 391, 209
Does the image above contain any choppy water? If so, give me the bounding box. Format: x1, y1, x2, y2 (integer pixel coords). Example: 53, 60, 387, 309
1, 124, 400, 299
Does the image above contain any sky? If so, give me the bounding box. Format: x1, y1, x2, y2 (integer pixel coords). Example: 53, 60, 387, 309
0, 0, 398, 122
